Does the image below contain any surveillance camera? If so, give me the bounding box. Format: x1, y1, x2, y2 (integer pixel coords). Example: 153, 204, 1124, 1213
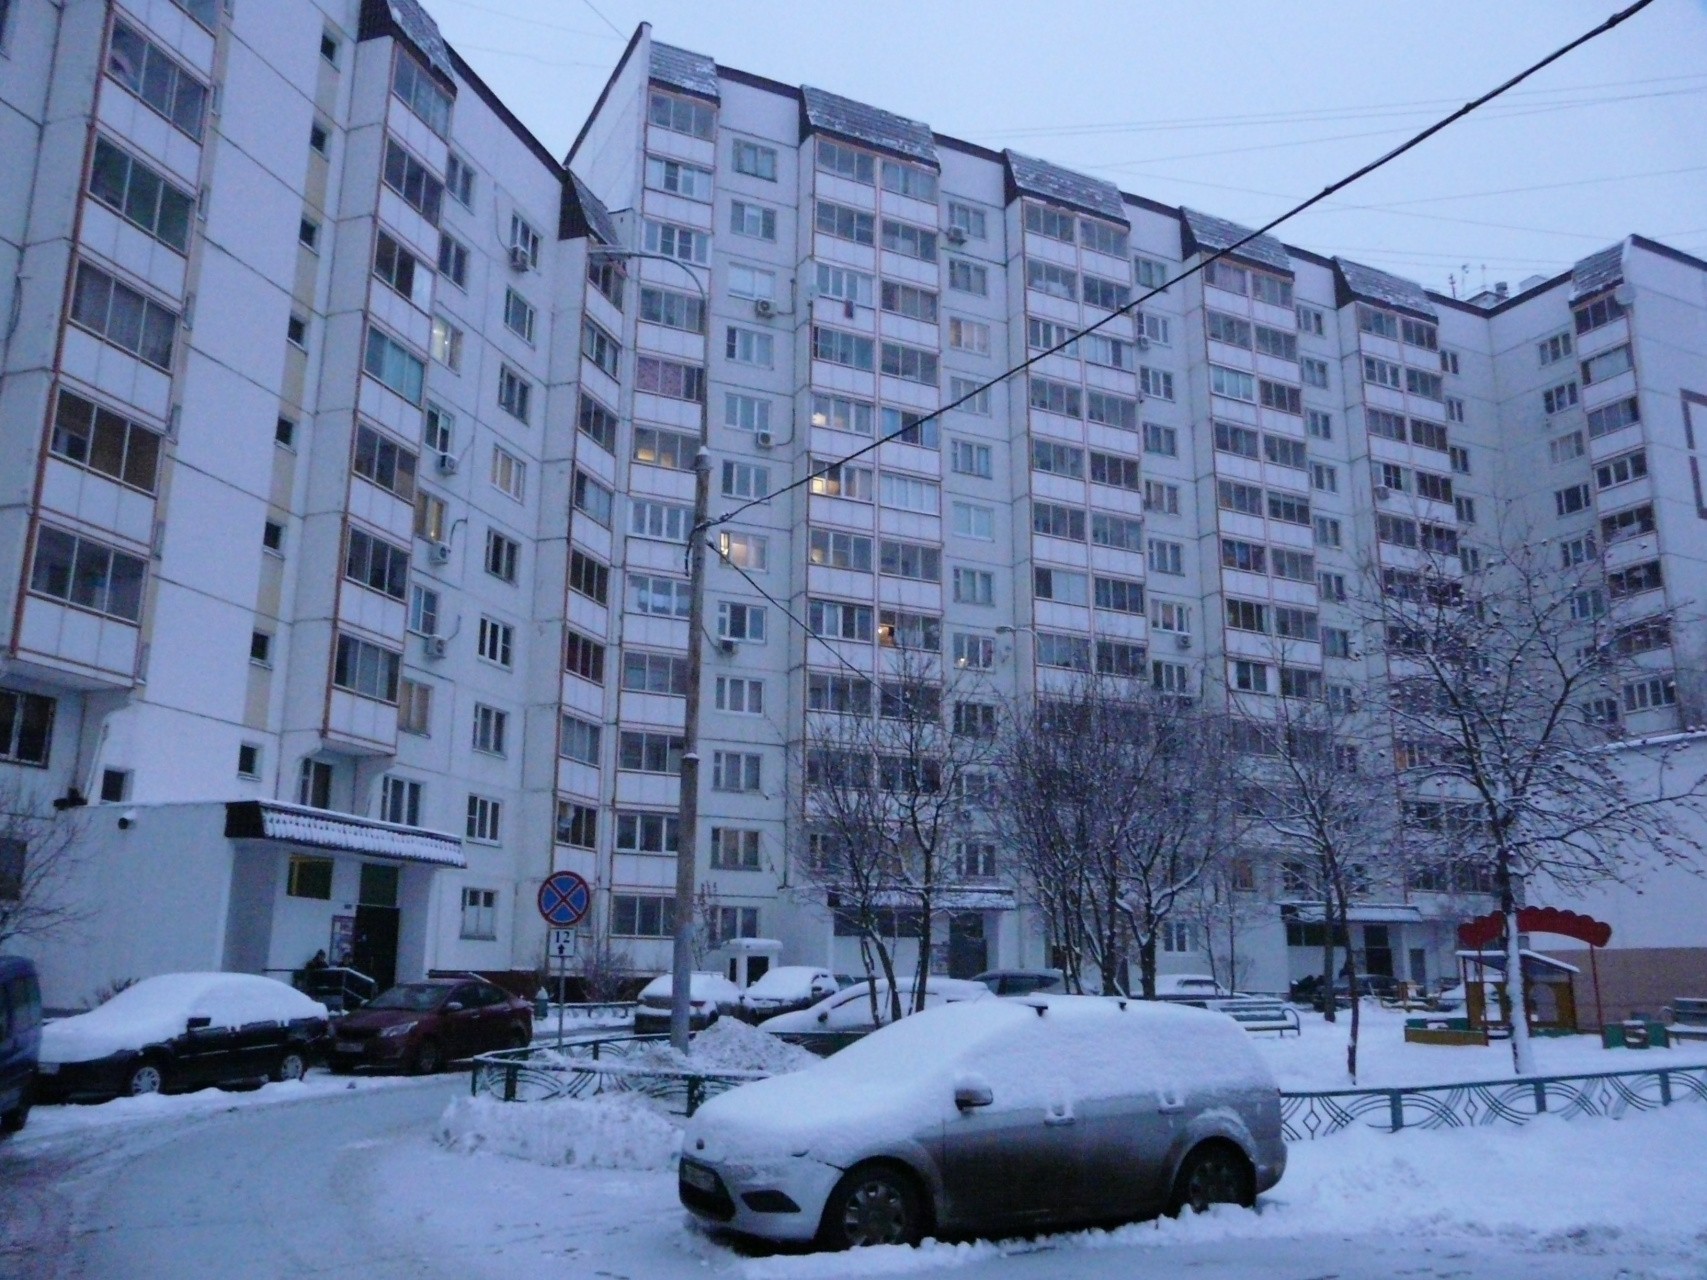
118, 809, 139, 830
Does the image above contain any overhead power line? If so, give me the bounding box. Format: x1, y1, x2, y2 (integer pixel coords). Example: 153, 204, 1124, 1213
710, 0, 1657, 535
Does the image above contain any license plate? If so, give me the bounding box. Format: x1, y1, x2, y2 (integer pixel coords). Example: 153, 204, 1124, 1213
37, 1061, 59, 1075
680, 1162, 718, 1192
335, 1040, 363, 1054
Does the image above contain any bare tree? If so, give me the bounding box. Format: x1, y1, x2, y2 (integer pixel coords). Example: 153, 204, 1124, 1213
995, 677, 1243, 998
0, 778, 91, 950
1358, 530, 1707, 1074
571, 929, 634, 1004
794, 650, 997, 1020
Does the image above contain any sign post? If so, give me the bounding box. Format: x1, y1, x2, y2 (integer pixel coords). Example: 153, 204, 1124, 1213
537, 871, 591, 1049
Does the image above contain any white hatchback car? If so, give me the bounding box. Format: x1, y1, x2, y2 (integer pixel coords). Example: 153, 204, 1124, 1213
681, 995, 1286, 1249
758, 976, 990, 1037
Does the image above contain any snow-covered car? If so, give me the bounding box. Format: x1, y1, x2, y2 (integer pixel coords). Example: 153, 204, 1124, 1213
327, 977, 533, 1074
1, 955, 41, 1134
758, 976, 992, 1044
35, 973, 327, 1102
632, 972, 742, 1035
737, 967, 839, 1023
1150, 974, 1232, 1001
973, 968, 1065, 996
680, 994, 1287, 1249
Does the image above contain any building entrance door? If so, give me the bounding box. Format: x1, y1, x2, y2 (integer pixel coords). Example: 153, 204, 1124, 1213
947, 913, 987, 979
352, 863, 401, 991
1363, 924, 1394, 978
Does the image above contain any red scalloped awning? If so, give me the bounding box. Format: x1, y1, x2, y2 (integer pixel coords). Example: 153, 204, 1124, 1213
1457, 906, 1612, 949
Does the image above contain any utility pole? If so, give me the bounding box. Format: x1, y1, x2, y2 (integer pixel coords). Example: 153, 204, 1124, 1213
586, 245, 710, 1053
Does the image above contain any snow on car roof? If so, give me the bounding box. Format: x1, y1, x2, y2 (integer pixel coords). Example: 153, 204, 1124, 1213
743, 966, 831, 995
40, 973, 326, 1064
638, 972, 741, 1000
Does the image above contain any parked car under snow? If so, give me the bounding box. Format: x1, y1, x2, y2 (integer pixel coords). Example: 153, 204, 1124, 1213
758, 976, 991, 1047
35, 973, 327, 1102
632, 972, 743, 1035
680, 994, 1286, 1249
737, 967, 839, 1023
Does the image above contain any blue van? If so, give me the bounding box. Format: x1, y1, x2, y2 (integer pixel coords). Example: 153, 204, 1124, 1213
1, 955, 42, 1134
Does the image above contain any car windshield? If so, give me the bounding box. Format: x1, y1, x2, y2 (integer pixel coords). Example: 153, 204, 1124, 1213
366, 984, 449, 1012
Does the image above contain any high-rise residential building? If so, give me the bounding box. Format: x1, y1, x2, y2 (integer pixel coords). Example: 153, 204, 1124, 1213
3, 4, 1703, 1006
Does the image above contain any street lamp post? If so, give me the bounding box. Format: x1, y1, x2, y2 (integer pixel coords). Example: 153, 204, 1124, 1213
587, 245, 710, 1053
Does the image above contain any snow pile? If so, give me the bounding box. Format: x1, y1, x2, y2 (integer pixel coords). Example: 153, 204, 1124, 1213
436, 1093, 682, 1170
626, 1016, 819, 1075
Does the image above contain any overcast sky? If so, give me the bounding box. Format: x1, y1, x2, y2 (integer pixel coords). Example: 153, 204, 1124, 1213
426, 0, 1707, 297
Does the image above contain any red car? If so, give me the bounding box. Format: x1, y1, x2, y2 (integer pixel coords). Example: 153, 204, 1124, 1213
327, 977, 531, 1074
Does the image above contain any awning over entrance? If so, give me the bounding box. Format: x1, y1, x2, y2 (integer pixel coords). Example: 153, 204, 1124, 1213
833, 886, 1019, 912
224, 800, 466, 868
1283, 903, 1427, 926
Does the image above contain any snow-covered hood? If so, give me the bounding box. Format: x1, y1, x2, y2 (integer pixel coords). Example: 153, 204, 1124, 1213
40, 973, 326, 1064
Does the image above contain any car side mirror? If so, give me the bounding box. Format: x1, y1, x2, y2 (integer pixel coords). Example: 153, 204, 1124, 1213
187, 1015, 212, 1031
444, 1001, 464, 1013
954, 1077, 994, 1111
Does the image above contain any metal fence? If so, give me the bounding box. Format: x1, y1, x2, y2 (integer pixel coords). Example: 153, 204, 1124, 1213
1280, 1063, 1707, 1141
470, 1033, 764, 1116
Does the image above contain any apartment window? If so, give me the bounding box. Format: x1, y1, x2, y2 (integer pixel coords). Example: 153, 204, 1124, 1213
484, 446, 524, 503
70, 261, 176, 370
946, 201, 986, 239
483, 530, 519, 583
262, 521, 285, 553
1221, 538, 1265, 573
1133, 367, 1172, 401
879, 472, 939, 515
726, 199, 775, 241
414, 492, 446, 544
810, 458, 874, 501
1554, 483, 1592, 517
632, 426, 695, 474
711, 676, 764, 716
1093, 576, 1145, 616
719, 531, 769, 572
644, 154, 713, 201
814, 201, 876, 249
107, 20, 207, 138
379, 139, 443, 227
357, 327, 423, 403
1574, 292, 1627, 335
1318, 571, 1347, 602
1607, 560, 1663, 600
951, 501, 994, 541
726, 137, 778, 180
556, 713, 601, 766
1623, 676, 1677, 714
1588, 397, 1640, 439
1210, 366, 1255, 403
1310, 462, 1338, 493
1088, 513, 1143, 553
0, 689, 54, 767
721, 461, 770, 503
953, 633, 995, 670
948, 440, 993, 481
1314, 515, 1342, 547
948, 259, 988, 295
552, 800, 597, 849
344, 526, 409, 601
1152, 661, 1191, 696
725, 325, 774, 367
642, 219, 709, 265
437, 150, 472, 207
1134, 255, 1169, 289
1142, 422, 1178, 457
1026, 258, 1076, 301
619, 730, 685, 775
1265, 435, 1307, 470
1582, 344, 1634, 386
1449, 445, 1471, 475
809, 599, 874, 642
1215, 422, 1259, 459
953, 567, 995, 606
496, 289, 537, 346
89, 137, 196, 255
1148, 539, 1183, 575
722, 393, 772, 436
613, 811, 680, 857
1217, 479, 1262, 517
717, 602, 767, 642
710, 751, 762, 793
308, 121, 330, 155
612, 893, 675, 938
1445, 397, 1465, 424
332, 633, 401, 703
881, 219, 937, 262
630, 499, 693, 544
880, 540, 941, 582
1032, 502, 1087, 542
427, 233, 467, 291
1538, 331, 1573, 366
1454, 496, 1477, 525
878, 609, 941, 652
475, 616, 514, 669
1232, 660, 1270, 694
727, 265, 776, 303
296, 760, 332, 810
29, 526, 145, 622
1083, 275, 1131, 312
465, 796, 502, 844
808, 529, 873, 571
1089, 451, 1141, 492
1543, 380, 1579, 415
49, 389, 162, 494
287, 856, 333, 900
880, 341, 938, 385
1030, 377, 1082, 419
1036, 633, 1091, 672
1600, 503, 1655, 545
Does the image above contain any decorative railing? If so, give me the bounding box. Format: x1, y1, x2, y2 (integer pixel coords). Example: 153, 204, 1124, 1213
469, 1033, 764, 1117
1280, 1063, 1707, 1141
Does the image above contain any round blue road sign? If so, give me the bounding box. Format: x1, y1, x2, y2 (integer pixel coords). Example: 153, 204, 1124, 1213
537, 870, 591, 927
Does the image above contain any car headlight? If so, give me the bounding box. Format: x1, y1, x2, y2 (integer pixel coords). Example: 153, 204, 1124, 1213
379, 1021, 418, 1038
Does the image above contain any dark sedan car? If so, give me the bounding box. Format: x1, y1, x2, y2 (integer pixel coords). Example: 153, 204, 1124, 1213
36, 973, 327, 1102
327, 977, 531, 1074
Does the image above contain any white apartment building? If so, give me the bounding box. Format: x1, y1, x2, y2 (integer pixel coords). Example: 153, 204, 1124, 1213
2, 4, 1703, 1007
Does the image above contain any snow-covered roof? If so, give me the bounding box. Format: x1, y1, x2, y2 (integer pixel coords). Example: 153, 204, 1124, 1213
224, 800, 465, 868
1335, 257, 1438, 320
1005, 151, 1126, 223
381, 0, 455, 82
1456, 948, 1581, 974
1571, 242, 1625, 301
801, 86, 938, 166
649, 41, 719, 101
1180, 208, 1291, 273
563, 171, 620, 247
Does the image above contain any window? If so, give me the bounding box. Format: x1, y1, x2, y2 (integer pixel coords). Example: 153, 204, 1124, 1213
878, 609, 941, 651
880, 341, 938, 385
946, 201, 987, 239
809, 599, 874, 642
1582, 344, 1634, 386
308, 120, 330, 156
1588, 397, 1640, 439
810, 458, 874, 502
947, 315, 990, 355
642, 219, 709, 265
1210, 366, 1255, 403
815, 200, 877, 249
1595, 449, 1647, 491
719, 530, 769, 571
296, 760, 332, 809
1232, 660, 1270, 694
359, 327, 425, 404
107, 20, 207, 138
644, 154, 713, 201
558, 713, 600, 765
880, 539, 941, 582
730, 199, 777, 241
562, 629, 605, 685
443, 151, 473, 206
811, 327, 874, 372
621, 650, 689, 697
567, 549, 608, 604
725, 136, 778, 180
1318, 571, 1347, 602
1260, 380, 1302, 414
1449, 445, 1471, 475
619, 730, 685, 775
879, 472, 939, 514
630, 426, 694, 474
951, 501, 994, 541
953, 567, 995, 605
413, 490, 446, 543
472, 704, 508, 756
332, 633, 401, 703
1538, 331, 1573, 366
261, 520, 286, 553
1310, 462, 1338, 493
495, 289, 537, 346
476, 616, 514, 667
630, 499, 693, 544
1221, 538, 1266, 573
1214, 422, 1259, 459
29, 525, 145, 622
1093, 575, 1145, 616
1152, 661, 1191, 696
89, 137, 195, 254
612, 893, 675, 938
806, 529, 873, 574
711, 751, 763, 793
1135, 255, 1169, 288
717, 601, 767, 642
554, 800, 597, 849
380, 138, 443, 227
1574, 293, 1626, 335
1147, 538, 1182, 575
883, 406, 939, 449
1036, 632, 1091, 671
1363, 357, 1402, 390
49, 388, 162, 493
1607, 560, 1663, 600
1032, 502, 1086, 542
622, 574, 687, 622
1559, 533, 1597, 568
1554, 483, 1592, 518
465, 795, 502, 844
1623, 676, 1677, 714
70, 261, 177, 370
951, 439, 992, 478
287, 856, 333, 900
1216, 479, 1262, 516
0, 689, 54, 766
483, 530, 519, 583
725, 325, 774, 367
1301, 357, 1330, 388
344, 526, 409, 601
1314, 515, 1342, 547
1543, 380, 1579, 415
880, 219, 937, 262
1601, 503, 1655, 545
1454, 495, 1477, 525
1139, 368, 1174, 401
709, 675, 764, 717
1226, 599, 1268, 634
614, 811, 680, 856
286, 313, 310, 348
953, 633, 995, 670
948, 259, 988, 295
483, 446, 525, 504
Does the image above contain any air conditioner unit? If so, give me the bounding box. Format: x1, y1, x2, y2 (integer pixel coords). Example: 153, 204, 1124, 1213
718, 638, 739, 655
435, 452, 458, 475
423, 635, 448, 659
754, 430, 775, 449
753, 298, 776, 318
1373, 485, 1392, 502
507, 244, 531, 272
1174, 633, 1192, 650
428, 541, 452, 564
944, 226, 968, 245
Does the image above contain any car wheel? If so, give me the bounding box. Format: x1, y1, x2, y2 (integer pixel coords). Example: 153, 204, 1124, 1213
819, 1163, 925, 1250
505, 1027, 529, 1051
1, 1101, 29, 1134
271, 1050, 308, 1083
126, 1060, 166, 1097
1169, 1142, 1255, 1216
411, 1038, 443, 1075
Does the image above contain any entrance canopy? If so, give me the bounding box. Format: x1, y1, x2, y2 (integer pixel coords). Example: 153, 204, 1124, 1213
224, 800, 466, 868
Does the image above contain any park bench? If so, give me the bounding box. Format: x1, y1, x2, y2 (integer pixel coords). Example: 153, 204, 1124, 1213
1195, 997, 1302, 1037
1663, 997, 1707, 1043
1404, 1015, 1490, 1047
